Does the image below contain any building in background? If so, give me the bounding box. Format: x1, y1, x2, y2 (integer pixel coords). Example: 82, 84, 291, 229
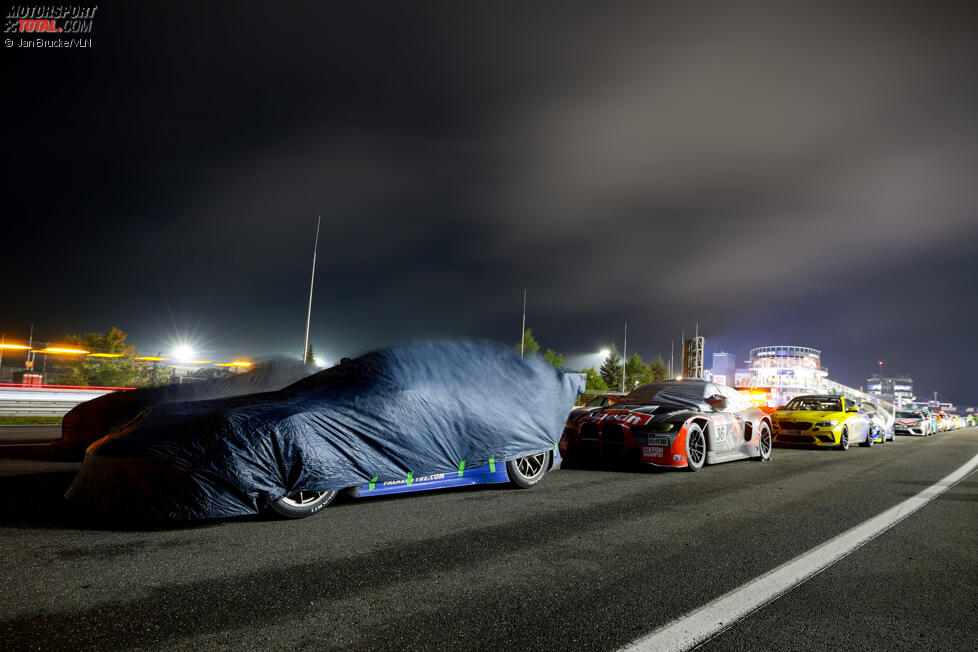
866, 376, 914, 407
711, 351, 736, 387
734, 365, 754, 388
742, 345, 827, 406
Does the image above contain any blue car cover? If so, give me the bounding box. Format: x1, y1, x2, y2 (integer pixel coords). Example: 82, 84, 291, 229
65, 340, 584, 520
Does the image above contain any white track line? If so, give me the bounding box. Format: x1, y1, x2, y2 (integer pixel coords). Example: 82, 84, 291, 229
622, 451, 978, 652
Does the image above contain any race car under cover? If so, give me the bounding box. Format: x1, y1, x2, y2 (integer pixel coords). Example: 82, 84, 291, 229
560, 379, 773, 470
858, 400, 896, 443
65, 339, 584, 520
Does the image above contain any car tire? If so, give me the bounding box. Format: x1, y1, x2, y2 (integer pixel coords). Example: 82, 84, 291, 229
756, 423, 772, 461
506, 451, 550, 488
685, 423, 706, 471
269, 490, 338, 519
837, 427, 849, 451
862, 426, 875, 447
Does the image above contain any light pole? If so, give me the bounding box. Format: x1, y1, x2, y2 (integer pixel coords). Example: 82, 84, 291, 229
621, 321, 627, 392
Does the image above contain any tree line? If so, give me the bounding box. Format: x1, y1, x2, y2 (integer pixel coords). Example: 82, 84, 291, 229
56, 326, 171, 387
47, 325, 669, 391
519, 330, 670, 392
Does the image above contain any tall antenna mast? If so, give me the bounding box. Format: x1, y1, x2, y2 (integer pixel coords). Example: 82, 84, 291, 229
622, 321, 627, 392
520, 289, 527, 358
302, 214, 321, 362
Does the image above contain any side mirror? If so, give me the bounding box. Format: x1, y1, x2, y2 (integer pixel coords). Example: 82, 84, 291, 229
707, 394, 727, 410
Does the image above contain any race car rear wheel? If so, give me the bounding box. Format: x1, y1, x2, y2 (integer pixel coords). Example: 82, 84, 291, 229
685, 424, 706, 471
837, 427, 849, 451
756, 423, 772, 461
507, 451, 550, 488
269, 490, 338, 519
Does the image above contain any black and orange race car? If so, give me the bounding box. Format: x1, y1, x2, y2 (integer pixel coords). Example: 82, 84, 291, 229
560, 379, 772, 471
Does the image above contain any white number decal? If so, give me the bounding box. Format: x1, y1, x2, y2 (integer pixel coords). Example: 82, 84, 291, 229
714, 423, 728, 443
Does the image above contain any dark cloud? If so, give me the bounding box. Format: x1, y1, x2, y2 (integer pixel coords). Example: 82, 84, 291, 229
4, 1, 977, 403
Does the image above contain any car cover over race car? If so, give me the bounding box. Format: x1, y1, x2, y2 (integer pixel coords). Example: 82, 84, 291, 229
53, 358, 318, 454
66, 339, 584, 520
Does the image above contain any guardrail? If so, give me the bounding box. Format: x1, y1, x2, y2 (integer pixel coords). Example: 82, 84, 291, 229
0, 386, 123, 417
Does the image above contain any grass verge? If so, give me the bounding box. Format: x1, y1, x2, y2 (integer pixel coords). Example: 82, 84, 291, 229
0, 416, 63, 425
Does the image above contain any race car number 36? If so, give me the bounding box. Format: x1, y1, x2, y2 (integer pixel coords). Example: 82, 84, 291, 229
643, 446, 665, 458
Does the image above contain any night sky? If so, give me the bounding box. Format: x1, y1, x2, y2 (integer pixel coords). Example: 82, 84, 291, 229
4, 1, 977, 403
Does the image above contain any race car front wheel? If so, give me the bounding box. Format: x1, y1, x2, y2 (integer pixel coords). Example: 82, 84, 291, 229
685, 424, 706, 471
269, 490, 338, 519
507, 452, 550, 488
837, 427, 849, 451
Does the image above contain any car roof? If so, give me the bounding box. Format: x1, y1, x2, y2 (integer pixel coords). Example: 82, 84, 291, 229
790, 394, 842, 401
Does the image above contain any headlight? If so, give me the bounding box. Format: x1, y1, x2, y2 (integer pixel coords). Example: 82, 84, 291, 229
815, 420, 838, 427
646, 423, 675, 432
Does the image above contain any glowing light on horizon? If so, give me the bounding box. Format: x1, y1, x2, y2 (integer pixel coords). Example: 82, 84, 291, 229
33, 347, 89, 355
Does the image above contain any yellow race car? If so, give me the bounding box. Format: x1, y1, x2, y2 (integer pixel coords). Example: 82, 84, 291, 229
771, 395, 873, 450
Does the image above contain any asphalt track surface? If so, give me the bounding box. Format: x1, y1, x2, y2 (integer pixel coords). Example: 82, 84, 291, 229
1, 426, 976, 651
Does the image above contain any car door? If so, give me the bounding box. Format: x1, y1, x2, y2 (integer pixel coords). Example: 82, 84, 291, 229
713, 384, 748, 450
858, 404, 875, 437
844, 398, 868, 439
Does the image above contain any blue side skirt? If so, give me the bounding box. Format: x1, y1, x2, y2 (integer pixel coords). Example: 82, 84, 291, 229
347, 448, 559, 498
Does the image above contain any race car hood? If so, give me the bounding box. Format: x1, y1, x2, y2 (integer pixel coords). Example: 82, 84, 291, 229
772, 410, 844, 422
65, 339, 584, 520
572, 404, 697, 427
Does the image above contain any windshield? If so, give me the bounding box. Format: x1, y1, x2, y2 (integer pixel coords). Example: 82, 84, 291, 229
618, 382, 708, 408
786, 397, 842, 412
897, 411, 921, 418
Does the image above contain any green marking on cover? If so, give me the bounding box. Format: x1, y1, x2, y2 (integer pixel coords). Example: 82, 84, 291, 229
407, 471, 414, 485
458, 460, 466, 477
489, 457, 496, 473
554, 443, 558, 454
369, 477, 378, 490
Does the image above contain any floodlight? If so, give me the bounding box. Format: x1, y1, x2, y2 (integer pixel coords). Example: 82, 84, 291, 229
174, 345, 196, 362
